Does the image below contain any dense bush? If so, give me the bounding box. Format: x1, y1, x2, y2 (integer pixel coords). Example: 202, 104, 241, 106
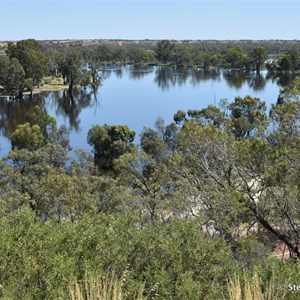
0, 209, 236, 299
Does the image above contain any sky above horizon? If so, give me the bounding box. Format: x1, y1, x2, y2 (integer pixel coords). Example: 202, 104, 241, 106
1, 1, 299, 41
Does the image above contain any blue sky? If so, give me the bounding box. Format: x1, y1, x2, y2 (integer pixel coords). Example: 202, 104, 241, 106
1, 1, 299, 40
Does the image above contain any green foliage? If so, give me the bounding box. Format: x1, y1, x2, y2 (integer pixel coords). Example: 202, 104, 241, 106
11, 122, 44, 150
0, 144, 115, 220
87, 124, 135, 170
0, 56, 25, 97
58, 50, 84, 90
173, 110, 186, 124
3, 44, 300, 298
227, 95, 268, 139
115, 150, 174, 222
250, 46, 267, 73
9, 105, 69, 151
140, 128, 165, 161
174, 106, 225, 128
0, 211, 236, 300
224, 47, 249, 70
277, 76, 300, 103
127, 218, 237, 300
194, 50, 215, 70
128, 47, 154, 65
155, 40, 175, 64
7, 39, 48, 86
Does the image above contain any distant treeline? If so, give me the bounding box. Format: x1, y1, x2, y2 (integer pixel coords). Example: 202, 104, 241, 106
1, 38, 300, 99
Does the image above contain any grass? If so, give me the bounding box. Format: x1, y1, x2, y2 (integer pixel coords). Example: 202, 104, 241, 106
26, 77, 69, 94
0, 77, 68, 97
225, 272, 286, 300
68, 273, 146, 300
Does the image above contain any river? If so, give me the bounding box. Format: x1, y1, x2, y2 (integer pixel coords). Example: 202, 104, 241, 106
0, 66, 284, 156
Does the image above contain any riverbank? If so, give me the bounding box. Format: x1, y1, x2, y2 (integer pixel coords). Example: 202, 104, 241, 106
26, 77, 69, 95
0, 77, 68, 98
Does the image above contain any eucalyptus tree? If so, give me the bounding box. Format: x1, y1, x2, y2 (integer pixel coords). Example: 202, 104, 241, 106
194, 50, 214, 71
250, 46, 267, 73
226, 95, 268, 139
11, 123, 44, 151
168, 94, 300, 258
224, 46, 250, 70
171, 44, 192, 66
287, 48, 300, 72
10, 105, 58, 151
7, 39, 48, 86
277, 53, 292, 73
127, 47, 154, 65
155, 40, 175, 64
115, 150, 174, 222
87, 124, 136, 171
0, 56, 25, 98
58, 50, 85, 91
86, 44, 111, 84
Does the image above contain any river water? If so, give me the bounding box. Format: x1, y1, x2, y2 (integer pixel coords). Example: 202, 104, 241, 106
0, 66, 284, 157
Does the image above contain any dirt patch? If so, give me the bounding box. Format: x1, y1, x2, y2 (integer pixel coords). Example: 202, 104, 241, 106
272, 243, 290, 261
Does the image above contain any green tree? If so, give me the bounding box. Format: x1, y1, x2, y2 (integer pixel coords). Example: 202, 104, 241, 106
276, 76, 300, 104
250, 46, 267, 73
31, 105, 57, 142
171, 44, 191, 66
224, 46, 249, 70
116, 149, 174, 222
170, 105, 300, 259
140, 128, 165, 162
155, 40, 174, 64
127, 47, 153, 65
189, 105, 226, 128
227, 95, 268, 139
169, 122, 246, 251
287, 48, 300, 72
58, 50, 84, 91
7, 39, 48, 86
0, 56, 25, 98
277, 53, 291, 73
141, 118, 179, 159
174, 106, 226, 128
11, 122, 44, 150
194, 50, 213, 71
87, 124, 136, 170
86, 44, 111, 83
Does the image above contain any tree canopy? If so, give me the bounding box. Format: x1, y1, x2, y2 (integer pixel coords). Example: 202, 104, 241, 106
87, 124, 136, 170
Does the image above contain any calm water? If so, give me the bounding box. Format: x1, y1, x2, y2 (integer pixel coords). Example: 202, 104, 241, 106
0, 66, 284, 156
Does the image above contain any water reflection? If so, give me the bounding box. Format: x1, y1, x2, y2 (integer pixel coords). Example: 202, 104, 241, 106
154, 66, 177, 90
190, 69, 221, 87
0, 94, 46, 138
223, 70, 268, 91
0, 65, 288, 156
223, 70, 251, 90
100, 68, 113, 80
100, 66, 128, 81
128, 66, 153, 80
115, 68, 123, 79
249, 74, 266, 91
49, 86, 98, 131
154, 66, 222, 90
266, 73, 295, 88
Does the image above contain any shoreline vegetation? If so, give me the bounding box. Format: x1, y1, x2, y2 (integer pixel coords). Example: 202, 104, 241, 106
2, 39, 300, 299
1, 38, 300, 99
26, 76, 69, 94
